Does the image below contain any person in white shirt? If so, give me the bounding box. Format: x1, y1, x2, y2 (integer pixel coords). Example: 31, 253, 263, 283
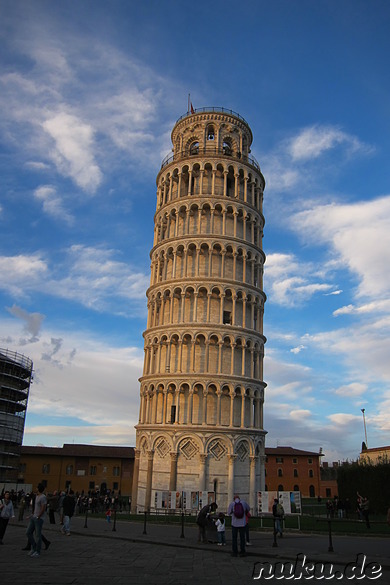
214, 512, 226, 546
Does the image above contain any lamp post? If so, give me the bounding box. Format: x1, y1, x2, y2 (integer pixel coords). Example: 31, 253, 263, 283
361, 409, 368, 448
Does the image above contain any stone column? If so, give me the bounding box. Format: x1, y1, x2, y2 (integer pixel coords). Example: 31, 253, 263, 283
131, 448, 140, 512
228, 454, 236, 503
145, 450, 155, 511
249, 455, 257, 512
259, 454, 266, 491
169, 452, 178, 491
199, 453, 208, 491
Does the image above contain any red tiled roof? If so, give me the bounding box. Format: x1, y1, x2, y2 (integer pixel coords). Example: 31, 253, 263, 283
21, 444, 135, 458
265, 446, 321, 457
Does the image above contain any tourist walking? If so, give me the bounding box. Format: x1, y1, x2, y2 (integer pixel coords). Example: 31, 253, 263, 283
26, 483, 47, 557
227, 494, 250, 557
61, 489, 76, 535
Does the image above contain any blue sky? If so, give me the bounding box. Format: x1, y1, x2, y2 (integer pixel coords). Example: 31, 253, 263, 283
1, 0, 389, 462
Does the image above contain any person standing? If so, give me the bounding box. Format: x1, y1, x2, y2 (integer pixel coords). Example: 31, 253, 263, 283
26, 483, 47, 557
214, 512, 226, 546
272, 498, 284, 537
61, 489, 76, 536
47, 491, 59, 524
227, 494, 250, 557
196, 501, 218, 543
0, 491, 15, 544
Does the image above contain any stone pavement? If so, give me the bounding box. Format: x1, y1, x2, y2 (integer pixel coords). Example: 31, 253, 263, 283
1, 514, 389, 584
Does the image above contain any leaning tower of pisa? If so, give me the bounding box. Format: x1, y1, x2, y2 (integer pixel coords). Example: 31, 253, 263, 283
132, 107, 266, 513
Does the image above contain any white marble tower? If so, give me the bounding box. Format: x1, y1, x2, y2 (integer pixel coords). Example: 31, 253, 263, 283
132, 107, 267, 512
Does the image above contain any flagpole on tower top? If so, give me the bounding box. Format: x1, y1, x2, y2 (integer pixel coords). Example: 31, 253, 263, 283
188, 94, 195, 114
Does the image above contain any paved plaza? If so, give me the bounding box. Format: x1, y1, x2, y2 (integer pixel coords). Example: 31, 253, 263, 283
1, 515, 389, 584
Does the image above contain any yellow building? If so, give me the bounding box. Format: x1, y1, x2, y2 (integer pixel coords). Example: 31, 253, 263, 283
19, 444, 134, 496
359, 445, 390, 464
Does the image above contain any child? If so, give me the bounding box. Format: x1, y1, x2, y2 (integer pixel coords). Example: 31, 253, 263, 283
215, 512, 226, 546
106, 508, 112, 523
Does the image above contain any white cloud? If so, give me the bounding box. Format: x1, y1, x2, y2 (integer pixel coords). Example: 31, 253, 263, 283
289, 409, 312, 420
328, 413, 360, 425
42, 112, 102, 193
0, 254, 48, 297
289, 125, 371, 161
294, 196, 390, 301
290, 345, 306, 354
334, 383, 367, 397
265, 252, 336, 307
334, 299, 390, 317
6, 305, 45, 342
0, 246, 149, 316
1, 319, 143, 446
34, 184, 74, 224
24, 424, 135, 447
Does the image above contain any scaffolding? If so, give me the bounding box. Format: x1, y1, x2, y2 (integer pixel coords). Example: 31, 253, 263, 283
0, 348, 33, 483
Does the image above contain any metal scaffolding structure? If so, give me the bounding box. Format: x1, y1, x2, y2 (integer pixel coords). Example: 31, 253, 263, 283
0, 348, 33, 483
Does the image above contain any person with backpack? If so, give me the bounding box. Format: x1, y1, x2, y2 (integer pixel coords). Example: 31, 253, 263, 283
272, 497, 284, 537
227, 494, 250, 557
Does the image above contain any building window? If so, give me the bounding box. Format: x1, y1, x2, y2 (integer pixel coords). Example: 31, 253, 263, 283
308, 458, 313, 464
207, 126, 215, 140
309, 469, 314, 478
19, 463, 26, 473
113, 482, 119, 490
223, 311, 231, 324
293, 469, 298, 477
66, 464, 73, 475
309, 485, 315, 497
292, 458, 298, 464
190, 141, 199, 155
276, 457, 284, 463
294, 485, 299, 492
89, 482, 95, 490
90, 466, 97, 475
326, 488, 331, 497
278, 484, 284, 492
223, 140, 232, 156
277, 468, 283, 477
113, 466, 120, 476
42, 464, 50, 474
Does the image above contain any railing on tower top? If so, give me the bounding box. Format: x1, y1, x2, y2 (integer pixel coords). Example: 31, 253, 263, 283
0, 347, 33, 372
175, 107, 250, 126
161, 145, 261, 172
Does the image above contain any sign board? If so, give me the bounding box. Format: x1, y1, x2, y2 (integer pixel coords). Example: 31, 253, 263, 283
257, 490, 302, 515
152, 490, 215, 511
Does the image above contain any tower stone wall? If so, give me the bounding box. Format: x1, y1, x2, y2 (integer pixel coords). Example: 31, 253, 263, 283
132, 107, 267, 513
